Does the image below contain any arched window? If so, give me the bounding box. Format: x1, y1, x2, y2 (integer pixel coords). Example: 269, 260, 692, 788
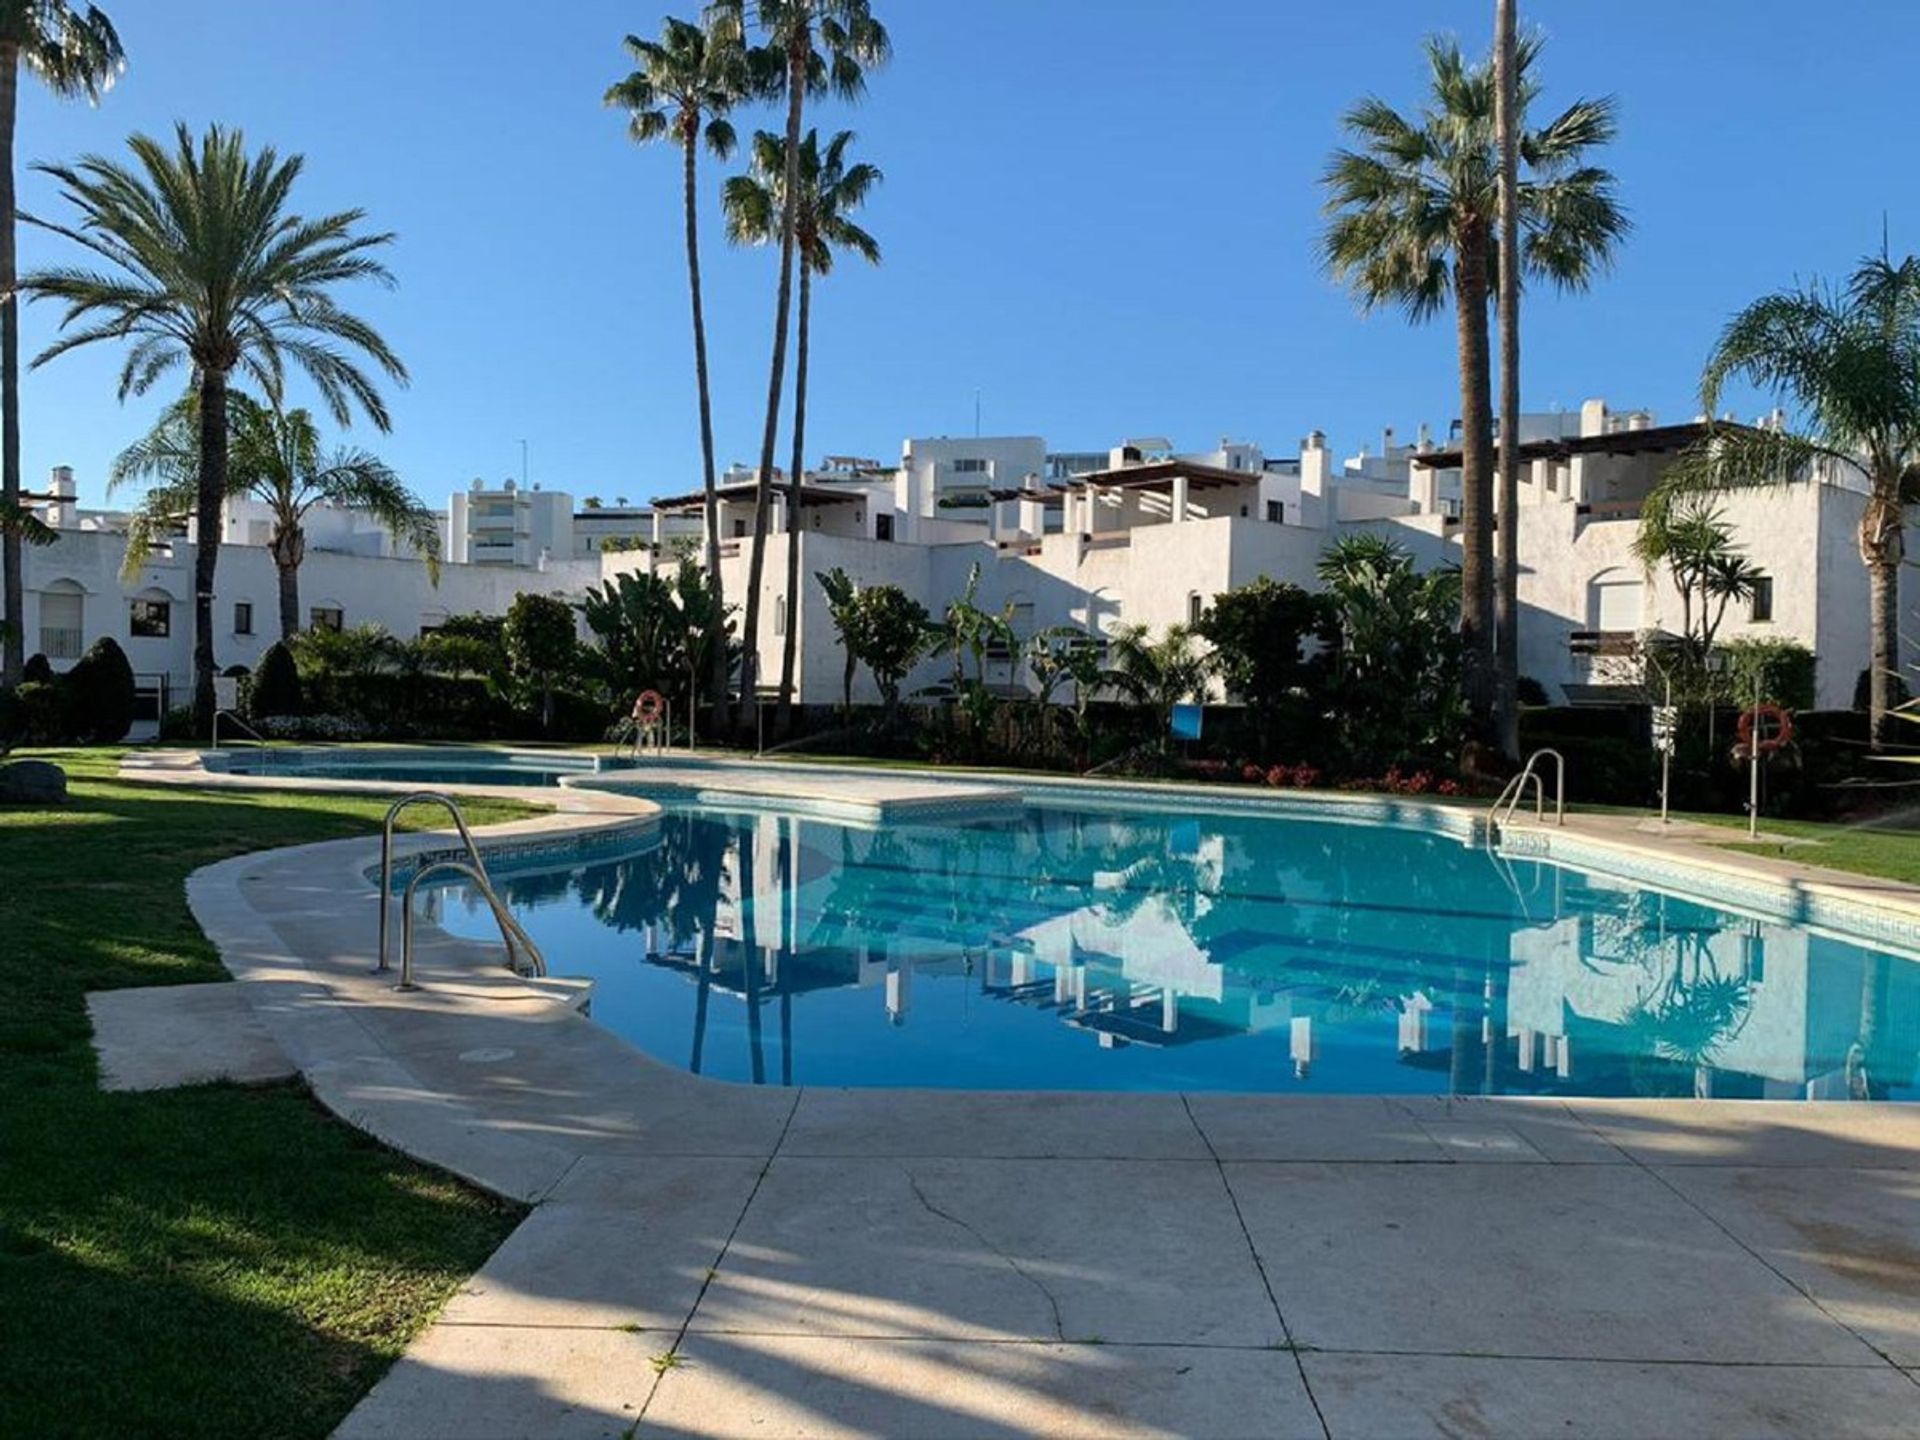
1588, 569, 1642, 633
129, 585, 176, 639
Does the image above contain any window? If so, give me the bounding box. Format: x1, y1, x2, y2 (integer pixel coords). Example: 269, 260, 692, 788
732, 518, 748, 538
233, 601, 254, 636
1750, 575, 1774, 623
129, 598, 171, 638
874, 513, 894, 542
1188, 592, 1204, 626
309, 606, 344, 633
39, 585, 83, 658
951, 458, 988, 474
774, 595, 788, 637
1266, 500, 1285, 524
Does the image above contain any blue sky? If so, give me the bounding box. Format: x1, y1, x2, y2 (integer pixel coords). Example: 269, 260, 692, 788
17, 0, 1916, 509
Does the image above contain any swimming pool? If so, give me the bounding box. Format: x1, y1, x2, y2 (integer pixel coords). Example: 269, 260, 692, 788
425, 795, 1920, 1101
214, 747, 610, 789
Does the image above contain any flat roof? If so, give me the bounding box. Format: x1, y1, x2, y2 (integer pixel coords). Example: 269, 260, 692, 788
1410, 420, 1745, 470
1063, 459, 1261, 492
651, 480, 866, 511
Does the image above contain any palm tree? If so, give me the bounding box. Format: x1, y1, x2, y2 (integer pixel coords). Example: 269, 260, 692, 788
1646, 252, 1920, 747
110, 393, 439, 640
0, 1, 121, 688
1108, 621, 1209, 760
23, 123, 406, 728
710, 0, 888, 737
1493, 0, 1520, 759
1321, 34, 1625, 745
606, 13, 750, 730
723, 127, 880, 734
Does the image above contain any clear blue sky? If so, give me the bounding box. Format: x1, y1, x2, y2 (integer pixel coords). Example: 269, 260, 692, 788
17, 0, 1916, 510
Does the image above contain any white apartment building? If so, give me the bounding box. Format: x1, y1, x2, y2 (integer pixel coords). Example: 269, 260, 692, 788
14, 395, 1902, 728
615, 404, 1902, 713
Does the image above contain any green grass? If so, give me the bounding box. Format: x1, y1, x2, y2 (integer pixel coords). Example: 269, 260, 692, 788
1682, 811, 1920, 887
0, 748, 545, 1439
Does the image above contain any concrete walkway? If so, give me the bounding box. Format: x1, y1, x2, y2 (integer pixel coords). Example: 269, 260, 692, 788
135, 753, 1920, 1437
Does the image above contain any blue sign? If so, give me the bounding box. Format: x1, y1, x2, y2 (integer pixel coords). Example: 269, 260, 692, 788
1170, 703, 1204, 741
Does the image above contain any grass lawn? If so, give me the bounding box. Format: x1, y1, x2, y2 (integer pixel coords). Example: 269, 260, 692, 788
1686, 811, 1920, 887
0, 748, 546, 1440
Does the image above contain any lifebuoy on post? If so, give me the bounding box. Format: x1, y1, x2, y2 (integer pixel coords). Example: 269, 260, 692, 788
1736, 703, 1794, 756
633, 690, 666, 726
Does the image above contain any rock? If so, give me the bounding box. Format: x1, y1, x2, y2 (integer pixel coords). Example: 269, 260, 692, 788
0, 758, 68, 804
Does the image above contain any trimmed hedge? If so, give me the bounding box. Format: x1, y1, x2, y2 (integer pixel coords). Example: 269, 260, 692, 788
64, 637, 135, 743
250, 642, 304, 719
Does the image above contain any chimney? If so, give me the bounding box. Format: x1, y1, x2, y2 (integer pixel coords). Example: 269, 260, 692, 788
1383, 426, 1395, 453
1416, 422, 1432, 451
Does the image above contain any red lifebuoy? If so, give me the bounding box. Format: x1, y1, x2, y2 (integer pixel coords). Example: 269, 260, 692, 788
1737, 703, 1794, 755
633, 689, 666, 725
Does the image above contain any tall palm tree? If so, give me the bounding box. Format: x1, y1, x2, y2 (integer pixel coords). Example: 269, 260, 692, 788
1321, 34, 1624, 746
606, 13, 750, 731
723, 127, 880, 734
110, 393, 439, 640
1645, 252, 1920, 748
23, 123, 405, 728
0, 1, 120, 688
710, 0, 887, 736
1493, 0, 1521, 759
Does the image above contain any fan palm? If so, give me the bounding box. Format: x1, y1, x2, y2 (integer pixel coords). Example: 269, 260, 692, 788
606, 13, 750, 728
0, 1, 121, 687
23, 123, 405, 727
1643, 252, 1920, 747
110, 393, 438, 640
724, 127, 880, 733
709, 0, 888, 734
1321, 34, 1625, 744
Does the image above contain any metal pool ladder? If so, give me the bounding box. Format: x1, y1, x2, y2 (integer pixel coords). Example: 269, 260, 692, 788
377, 791, 546, 992
1485, 748, 1566, 847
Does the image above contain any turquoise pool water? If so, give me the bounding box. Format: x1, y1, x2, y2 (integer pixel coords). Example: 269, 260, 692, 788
428, 798, 1920, 1100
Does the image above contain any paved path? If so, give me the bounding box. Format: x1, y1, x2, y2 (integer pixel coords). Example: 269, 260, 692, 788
136, 752, 1920, 1438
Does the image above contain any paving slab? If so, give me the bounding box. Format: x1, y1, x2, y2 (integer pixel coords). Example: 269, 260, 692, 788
781, 1087, 1211, 1160
440, 1156, 764, 1331
1304, 1352, 1917, 1439
86, 982, 294, 1090
1184, 1094, 1448, 1163
1570, 1098, 1920, 1169
332, 1324, 659, 1440
690, 1156, 1283, 1346
1226, 1160, 1878, 1364
1657, 1164, 1920, 1367
642, 1336, 1323, 1439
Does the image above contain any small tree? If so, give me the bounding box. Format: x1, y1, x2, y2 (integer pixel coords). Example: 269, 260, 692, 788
1194, 578, 1334, 757
64, 634, 132, 741
849, 583, 928, 731
249, 640, 302, 719
503, 591, 577, 733
1109, 623, 1209, 763
817, 565, 861, 715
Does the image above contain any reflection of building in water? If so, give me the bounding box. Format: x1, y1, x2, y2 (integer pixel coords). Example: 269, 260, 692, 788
1507, 885, 1920, 1099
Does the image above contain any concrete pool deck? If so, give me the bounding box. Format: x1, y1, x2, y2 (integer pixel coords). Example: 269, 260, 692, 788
126, 750, 1920, 1436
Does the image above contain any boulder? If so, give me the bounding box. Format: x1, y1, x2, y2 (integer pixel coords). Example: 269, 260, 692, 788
0, 759, 68, 805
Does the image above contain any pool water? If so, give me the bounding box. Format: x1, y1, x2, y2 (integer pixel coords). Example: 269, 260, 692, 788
426, 800, 1920, 1100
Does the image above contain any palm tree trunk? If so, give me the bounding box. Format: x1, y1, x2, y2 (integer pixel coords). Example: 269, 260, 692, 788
683, 130, 728, 736
0, 45, 21, 689
1866, 493, 1903, 749
776, 259, 811, 736
192, 369, 230, 733
739, 39, 808, 741
1493, 0, 1522, 762
270, 520, 304, 640
1454, 226, 1496, 746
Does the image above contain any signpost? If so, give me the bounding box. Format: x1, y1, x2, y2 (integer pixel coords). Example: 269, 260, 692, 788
1652, 678, 1677, 827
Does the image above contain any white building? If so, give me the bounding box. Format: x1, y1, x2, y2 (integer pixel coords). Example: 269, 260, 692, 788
15, 394, 1902, 727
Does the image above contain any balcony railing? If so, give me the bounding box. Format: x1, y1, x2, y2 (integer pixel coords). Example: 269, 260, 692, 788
39, 626, 83, 660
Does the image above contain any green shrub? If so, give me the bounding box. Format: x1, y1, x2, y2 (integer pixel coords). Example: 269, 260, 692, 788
1722, 637, 1815, 711
1853, 667, 1912, 712
1517, 675, 1550, 706
250, 641, 304, 719
158, 705, 197, 742
64, 637, 135, 743
22, 653, 53, 685
6, 681, 75, 745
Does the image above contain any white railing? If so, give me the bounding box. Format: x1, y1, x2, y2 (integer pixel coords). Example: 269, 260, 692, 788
1486, 748, 1566, 845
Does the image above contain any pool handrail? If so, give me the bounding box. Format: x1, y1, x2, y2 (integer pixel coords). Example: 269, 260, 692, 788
378, 791, 521, 975
396, 857, 546, 992
1486, 747, 1566, 844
